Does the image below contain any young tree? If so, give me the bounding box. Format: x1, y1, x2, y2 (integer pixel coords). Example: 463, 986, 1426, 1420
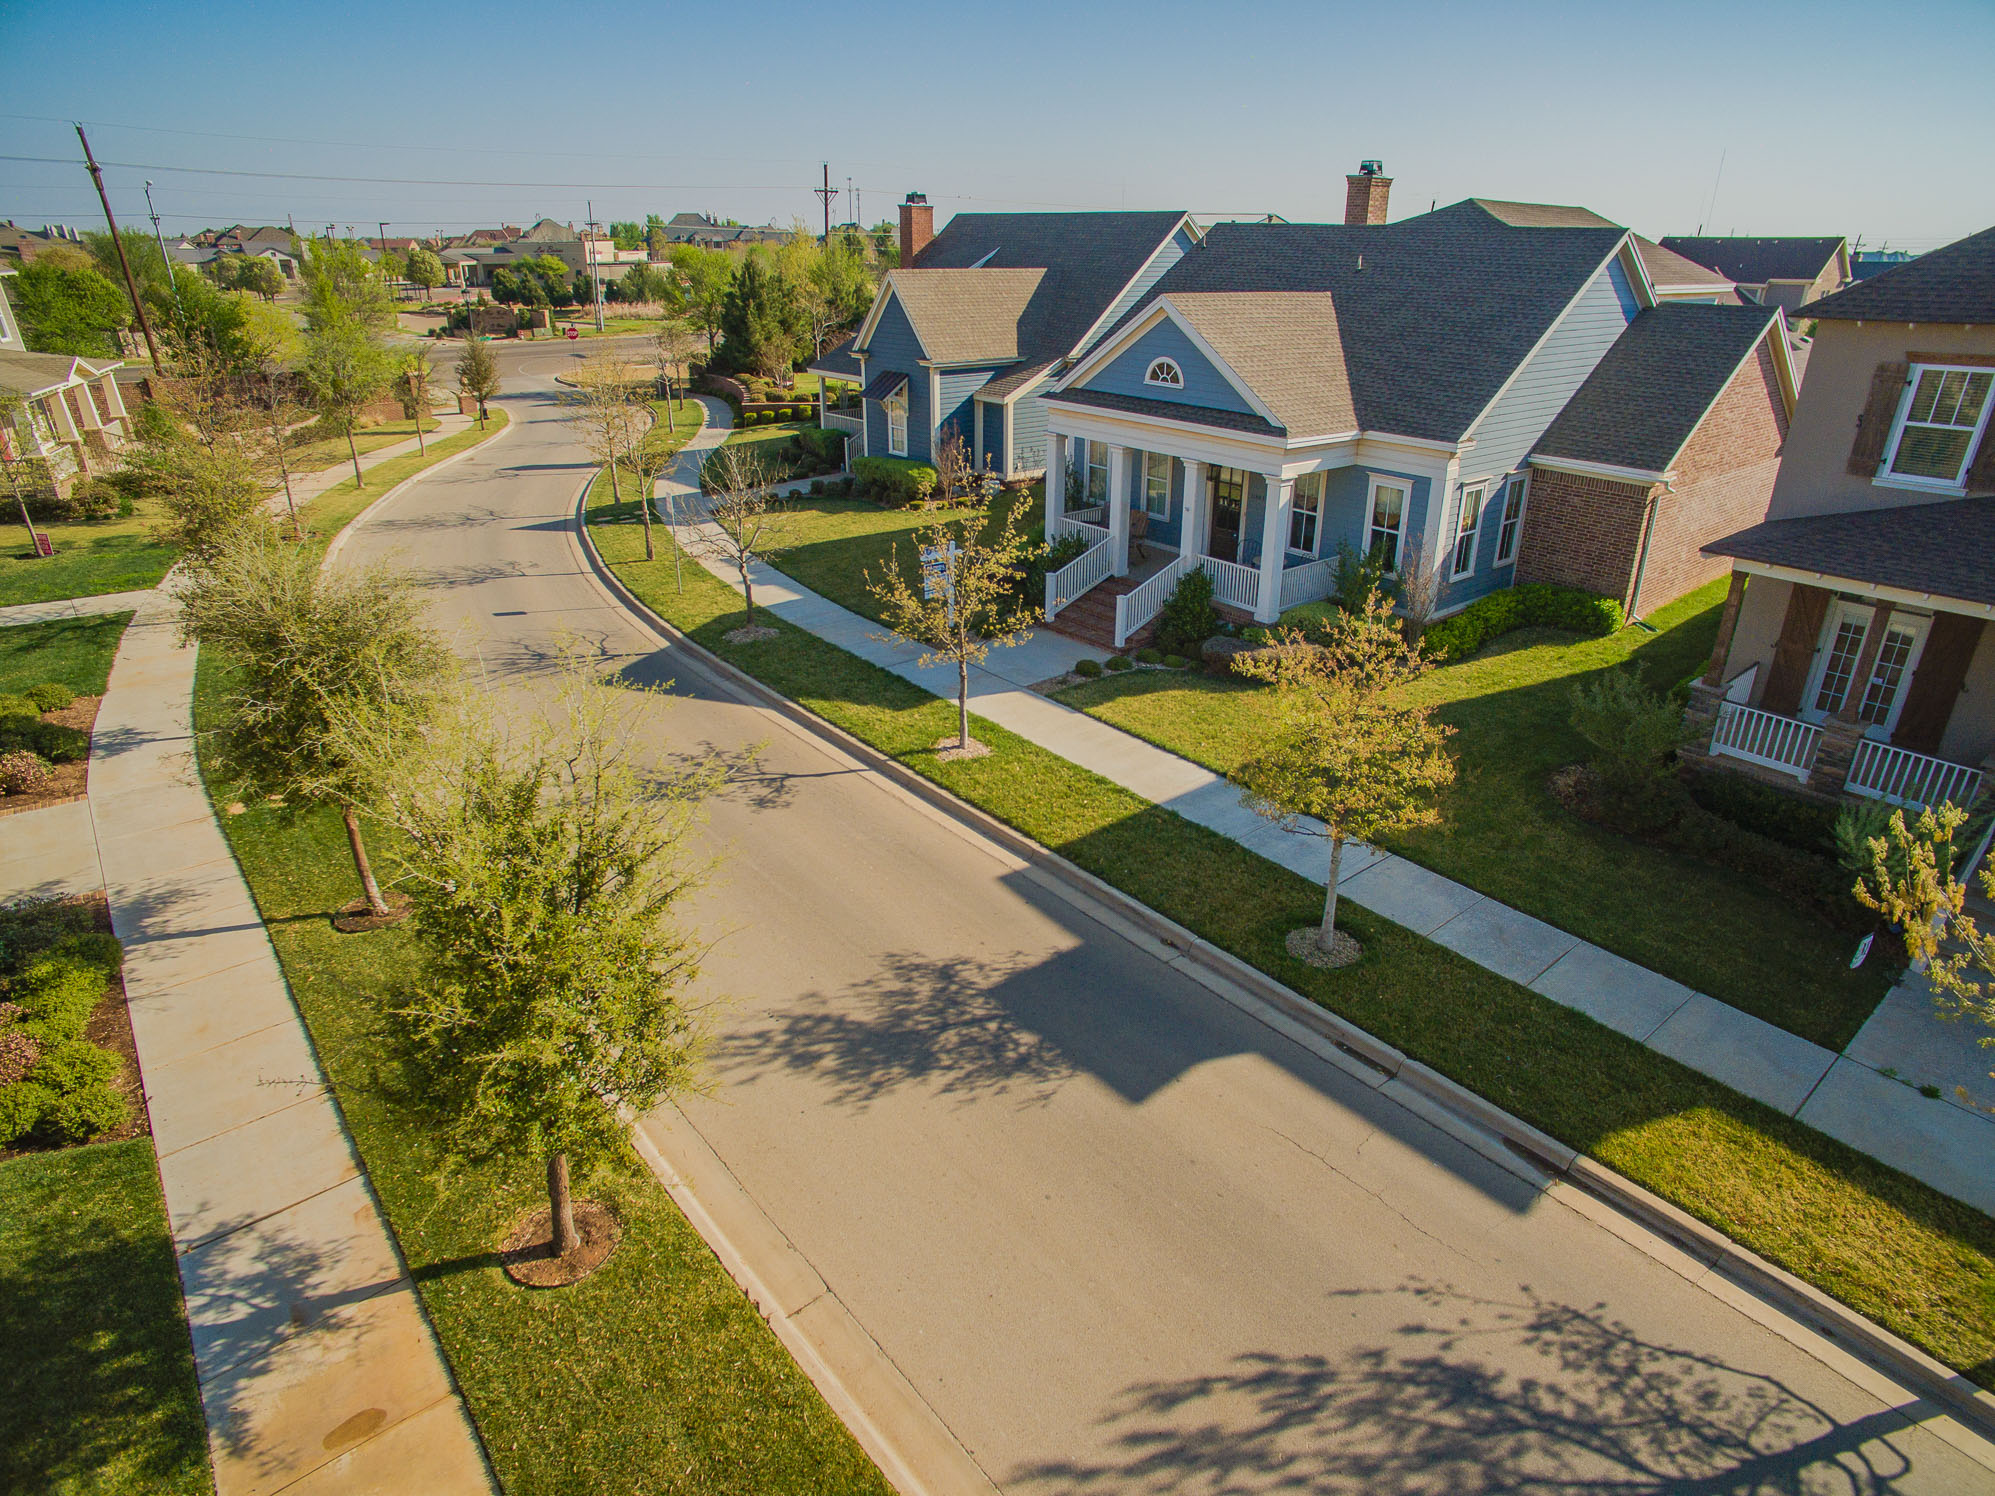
691, 443, 786, 632
866, 502, 1041, 754
403, 247, 446, 299
301, 309, 392, 487
398, 352, 435, 455
619, 403, 678, 563
350, 667, 722, 1267
300, 236, 395, 335
1231, 596, 1457, 965
670, 243, 735, 354
651, 320, 700, 429
178, 527, 454, 922
933, 429, 973, 505
456, 333, 501, 426
135, 417, 271, 562
9, 258, 130, 357
237, 256, 286, 302
564, 354, 644, 505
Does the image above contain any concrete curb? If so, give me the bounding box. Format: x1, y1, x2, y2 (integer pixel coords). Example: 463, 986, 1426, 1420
321, 413, 515, 573
573, 486, 1995, 1449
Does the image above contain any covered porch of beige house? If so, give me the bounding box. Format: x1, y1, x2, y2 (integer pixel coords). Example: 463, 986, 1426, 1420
1685, 562, 1995, 811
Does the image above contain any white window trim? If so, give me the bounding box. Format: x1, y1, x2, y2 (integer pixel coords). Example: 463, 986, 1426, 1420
1142, 450, 1171, 517
1875, 362, 1995, 494
1802, 602, 1931, 735
1494, 475, 1526, 567
1366, 474, 1406, 573
1288, 471, 1323, 556
885, 393, 908, 457
1144, 356, 1185, 389
1085, 439, 1110, 505
1450, 483, 1485, 580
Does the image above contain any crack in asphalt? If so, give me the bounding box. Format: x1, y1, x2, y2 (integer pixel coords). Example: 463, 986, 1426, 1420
1264, 1123, 1481, 1266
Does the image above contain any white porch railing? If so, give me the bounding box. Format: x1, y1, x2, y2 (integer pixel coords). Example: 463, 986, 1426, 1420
1114, 557, 1194, 649
1045, 537, 1112, 621
1278, 557, 1336, 613
1710, 703, 1821, 780
1050, 514, 1110, 547
820, 409, 862, 435
1845, 739, 1985, 809
1198, 554, 1262, 613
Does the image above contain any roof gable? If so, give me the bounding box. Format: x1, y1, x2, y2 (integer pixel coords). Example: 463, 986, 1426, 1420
1658, 236, 1847, 286
1075, 308, 1270, 420
869, 269, 1045, 364
1633, 235, 1736, 293
1800, 224, 1995, 323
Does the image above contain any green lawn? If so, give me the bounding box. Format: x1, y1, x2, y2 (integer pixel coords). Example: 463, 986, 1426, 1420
284, 416, 441, 477
1053, 581, 1889, 1050
0, 1140, 213, 1496
0, 611, 132, 696
588, 505, 1995, 1392
0, 505, 180, 608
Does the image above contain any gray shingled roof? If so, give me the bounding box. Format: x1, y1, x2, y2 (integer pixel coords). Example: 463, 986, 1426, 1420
1534, 304, 1778, 474
862, 369, 907, 402
1472, 200, 1619, 229
1706, 496, 1995, 607
810, 337, 862, 381
882, 268, 1045, 362
974, 360, 1060, 403
1633, 235, 1735, 292
1083, 200, 1628, 442
1043, 386, 1283, 438
1800, 225, 1995, 324
1658, 236, 1845, 286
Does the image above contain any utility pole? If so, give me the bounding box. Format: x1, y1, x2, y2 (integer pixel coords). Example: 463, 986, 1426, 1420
586, 198, 604, 333
143, 180, 186, 336
814, 162, 836, 243
75, 124, 161, 371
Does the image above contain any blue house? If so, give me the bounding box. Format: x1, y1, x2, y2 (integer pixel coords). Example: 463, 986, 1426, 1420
809, 196, 1198, 477
1038, 169, 1796, 646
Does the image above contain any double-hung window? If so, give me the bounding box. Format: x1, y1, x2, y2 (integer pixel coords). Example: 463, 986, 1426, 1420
1368, 479, 1405, 570
885, 394, 908, 456
1289, 472, 1323, 554
1885, 364, 1993, 487
1085, 441, 1110, 506
1143, 452, 1171, 516
1450, 484, 1484, 579
1493, 476, 1526, 566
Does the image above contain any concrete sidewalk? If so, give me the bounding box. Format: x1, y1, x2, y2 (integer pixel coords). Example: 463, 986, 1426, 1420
0, 588, 159, 628
656, 406, 1995, 1215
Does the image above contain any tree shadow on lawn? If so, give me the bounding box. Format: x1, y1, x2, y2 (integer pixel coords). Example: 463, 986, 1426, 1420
1013, 1280, 1947, 1494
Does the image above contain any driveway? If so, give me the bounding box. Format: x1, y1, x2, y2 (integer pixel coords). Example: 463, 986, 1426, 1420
332, 343, 1995, 1494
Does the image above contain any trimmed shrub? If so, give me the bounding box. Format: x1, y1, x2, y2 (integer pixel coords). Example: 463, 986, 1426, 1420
24, 682, 75, 712
1276, 600, 1339, 638
1241, 626, 1271, 646
1423, 583, 1624, 664
0, 694, 36, 720
1685, 771, 1838, 855
1106, 655, 1134, 672
43, 1077, 130, 1144
0, 751, 52, 796
1568, 673, 1691, 830
14, 953, 111, 1044
1134, 647, 1162, 665
852, 456, 940, 508
1073, 658, 1103, 678
1156, 568, 1219, 657
0, 896, 99, 974
0, 720, 88, 764
54, 931, 123, 977
1163, 654, 1190, 669
798, 426, 846, 466
0, 1082, 55, 1146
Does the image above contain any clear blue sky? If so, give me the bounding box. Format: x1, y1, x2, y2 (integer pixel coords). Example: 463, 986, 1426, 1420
3, 0, 1989, 251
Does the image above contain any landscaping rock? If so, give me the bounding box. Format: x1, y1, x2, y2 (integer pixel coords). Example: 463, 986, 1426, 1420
1201, 636, 1257, 675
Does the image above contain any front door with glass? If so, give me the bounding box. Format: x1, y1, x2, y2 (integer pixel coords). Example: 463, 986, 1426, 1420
1208, 467, 1245, 561
1802, 601, 1930, 736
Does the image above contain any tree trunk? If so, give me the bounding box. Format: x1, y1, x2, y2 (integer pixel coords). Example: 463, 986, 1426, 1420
606, 443, 622, 503
547, 1153, 578, 1257
413, 400, 427, 455
1320, 835, 1345, 943
346, 425, 364, 488
958, 659, 971, 749
739, 557, 756, 626
639, 486, 655, 561
270, 419, 299, 537
341, 803, 390, 916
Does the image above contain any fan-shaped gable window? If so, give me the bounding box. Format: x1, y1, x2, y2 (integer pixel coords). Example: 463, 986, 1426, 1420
1144, 357, 1184, 389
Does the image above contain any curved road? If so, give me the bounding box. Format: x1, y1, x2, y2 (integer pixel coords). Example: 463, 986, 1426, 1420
343, 342, 1995, 1494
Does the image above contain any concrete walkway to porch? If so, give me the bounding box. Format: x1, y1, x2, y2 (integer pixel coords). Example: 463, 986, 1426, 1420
656, 400, 1995, 1215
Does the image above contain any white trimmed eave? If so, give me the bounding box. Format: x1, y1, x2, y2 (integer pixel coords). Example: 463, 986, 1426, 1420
1045, 396, 1467, 474
1725, 558, 1995, 623
853, 276, 933, 361
1052, 298, 1285, 430
1529, 452, 1672, 486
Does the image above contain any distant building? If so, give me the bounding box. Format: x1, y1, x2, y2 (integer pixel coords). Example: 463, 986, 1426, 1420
1658, 237, 1851, 312
1852, 249, 1918, 282
0, 268, 133, 494
654, 212, 790, 249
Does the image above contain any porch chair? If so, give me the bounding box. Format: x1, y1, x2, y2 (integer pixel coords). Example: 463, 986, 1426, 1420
1129, 507, 1150, 563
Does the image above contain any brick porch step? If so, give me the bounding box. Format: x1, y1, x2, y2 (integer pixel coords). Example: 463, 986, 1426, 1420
1046, 575, 1157, 653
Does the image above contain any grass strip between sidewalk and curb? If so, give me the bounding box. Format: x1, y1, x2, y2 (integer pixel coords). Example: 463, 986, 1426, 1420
0, 1138, 214, 1496
294, 411, 510, 546
584, 501, 1995, 1397
189, 410, 897, 1495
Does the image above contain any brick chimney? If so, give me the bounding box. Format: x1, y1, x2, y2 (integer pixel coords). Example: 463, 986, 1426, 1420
1344, 161, 1391, 226
898, 192, 934, 266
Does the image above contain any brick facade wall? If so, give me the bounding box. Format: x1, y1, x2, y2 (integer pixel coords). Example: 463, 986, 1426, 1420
1516, 336, 1788, 613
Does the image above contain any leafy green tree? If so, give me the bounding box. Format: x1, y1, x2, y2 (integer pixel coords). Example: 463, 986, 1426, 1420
866, 503, 1042, 753
150, 267, 258, 374
718, 253, 801, 382
218, 254, 286, 301
670, 243, 735, 354
609, 220, 645, 252
456, 333, 501, 426
1232, 596, 1456, 964
300, 236, 395, 334
180, 529, 454, 921
398, 352, 435, 455
300, 310, 392, 487
403, 247, 446, 298
82, 228, 170, 297
10, 259, 129, 357
135, 423, 270, 564
350, 666, 722, 1262
614, 262, 671, 307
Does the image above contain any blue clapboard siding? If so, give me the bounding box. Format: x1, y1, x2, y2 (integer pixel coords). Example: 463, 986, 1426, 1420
1083, 319, 1257, 415
936, 366, 1003, 448
1011, 393, 1049, 473
975, 400, 1007, 470
859, 293, 930, 460
1083, 224, 1196, 357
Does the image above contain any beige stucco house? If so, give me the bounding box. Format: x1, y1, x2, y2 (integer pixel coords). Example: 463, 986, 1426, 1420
1684, 225, 1995, 810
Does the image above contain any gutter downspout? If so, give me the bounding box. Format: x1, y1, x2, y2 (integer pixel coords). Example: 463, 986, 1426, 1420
1626, 482, 1669, 630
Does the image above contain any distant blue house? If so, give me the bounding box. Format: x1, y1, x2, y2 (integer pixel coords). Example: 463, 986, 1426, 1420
1038, 172, 1796, 644
809, 197, 1197, 477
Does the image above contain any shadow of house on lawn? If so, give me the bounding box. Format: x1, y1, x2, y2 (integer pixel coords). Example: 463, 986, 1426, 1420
1014, 1281, 1940, 1495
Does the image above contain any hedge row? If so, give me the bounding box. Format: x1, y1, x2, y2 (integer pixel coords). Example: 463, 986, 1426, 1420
1421, 583, 1624, 663
853, 456, 939, 508
0, 932, 130, 1147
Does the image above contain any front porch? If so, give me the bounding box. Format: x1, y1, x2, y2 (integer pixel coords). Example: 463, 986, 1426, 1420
1685, 568, 1995, 810
1039, 432, 1340, 649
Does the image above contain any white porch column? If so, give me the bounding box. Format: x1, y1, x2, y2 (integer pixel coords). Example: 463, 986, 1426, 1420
1108, 444, 1133, 577
817, 380, 827, 428
1255, 473, 1292, 623
1046, 432, 1067, 535
1180, 459, 1206, 561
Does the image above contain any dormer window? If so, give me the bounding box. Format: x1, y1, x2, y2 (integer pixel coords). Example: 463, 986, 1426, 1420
1144, 357, 1184, 389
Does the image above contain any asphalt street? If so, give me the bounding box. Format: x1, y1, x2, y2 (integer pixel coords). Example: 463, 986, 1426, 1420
344, 339, 1995, 1494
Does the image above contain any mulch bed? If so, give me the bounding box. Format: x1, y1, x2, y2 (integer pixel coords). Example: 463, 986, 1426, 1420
331, 895, 414, 934
1286, 926, 1363, 969
500, 1200, 623, 1288
0, 696, 100, 818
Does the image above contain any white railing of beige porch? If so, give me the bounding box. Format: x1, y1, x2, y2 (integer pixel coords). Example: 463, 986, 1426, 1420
1709, 703, 1820, 780
1198, 555, 1261, 613
1045, 536, 1113, 621
1278, 558, 1336, 613
1845, 738, 1984, 809
1114, 557, 1194, 649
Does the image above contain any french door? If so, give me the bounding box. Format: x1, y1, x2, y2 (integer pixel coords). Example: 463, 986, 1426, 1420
1803, 602, 1929, 736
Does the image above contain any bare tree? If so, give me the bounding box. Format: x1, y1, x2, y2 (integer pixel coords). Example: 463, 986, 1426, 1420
1393, 534, 1440, 640
933, 428, 973, 507
620, 402, 679, 564
690, 443, 786, 635
651, 319, 700, 433
565, 354, 645, 505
